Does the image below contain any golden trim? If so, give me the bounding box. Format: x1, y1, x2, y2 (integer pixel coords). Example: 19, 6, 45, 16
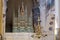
0, 0, 3, 34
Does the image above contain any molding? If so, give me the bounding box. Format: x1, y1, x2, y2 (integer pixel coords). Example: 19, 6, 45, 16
0, 0, 3, 34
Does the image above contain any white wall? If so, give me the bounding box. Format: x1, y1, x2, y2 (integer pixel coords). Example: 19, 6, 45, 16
55, 0, 60, 28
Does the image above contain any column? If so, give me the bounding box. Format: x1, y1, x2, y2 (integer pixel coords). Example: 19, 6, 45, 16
0, 0, 3, 35
55, 0, 60, 40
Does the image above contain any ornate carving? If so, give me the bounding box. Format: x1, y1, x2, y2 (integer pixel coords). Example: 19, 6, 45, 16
33, 16, 42, 38
20, 1, 24, 16
36, 17, 42, 35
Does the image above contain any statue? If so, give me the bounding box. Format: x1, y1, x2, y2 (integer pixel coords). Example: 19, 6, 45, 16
32, 16, 42, 38
35, 16, 42, 38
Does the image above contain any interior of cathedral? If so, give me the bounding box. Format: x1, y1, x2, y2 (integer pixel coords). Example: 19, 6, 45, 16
6, 0, 34, 32
0, 0, 60, 40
